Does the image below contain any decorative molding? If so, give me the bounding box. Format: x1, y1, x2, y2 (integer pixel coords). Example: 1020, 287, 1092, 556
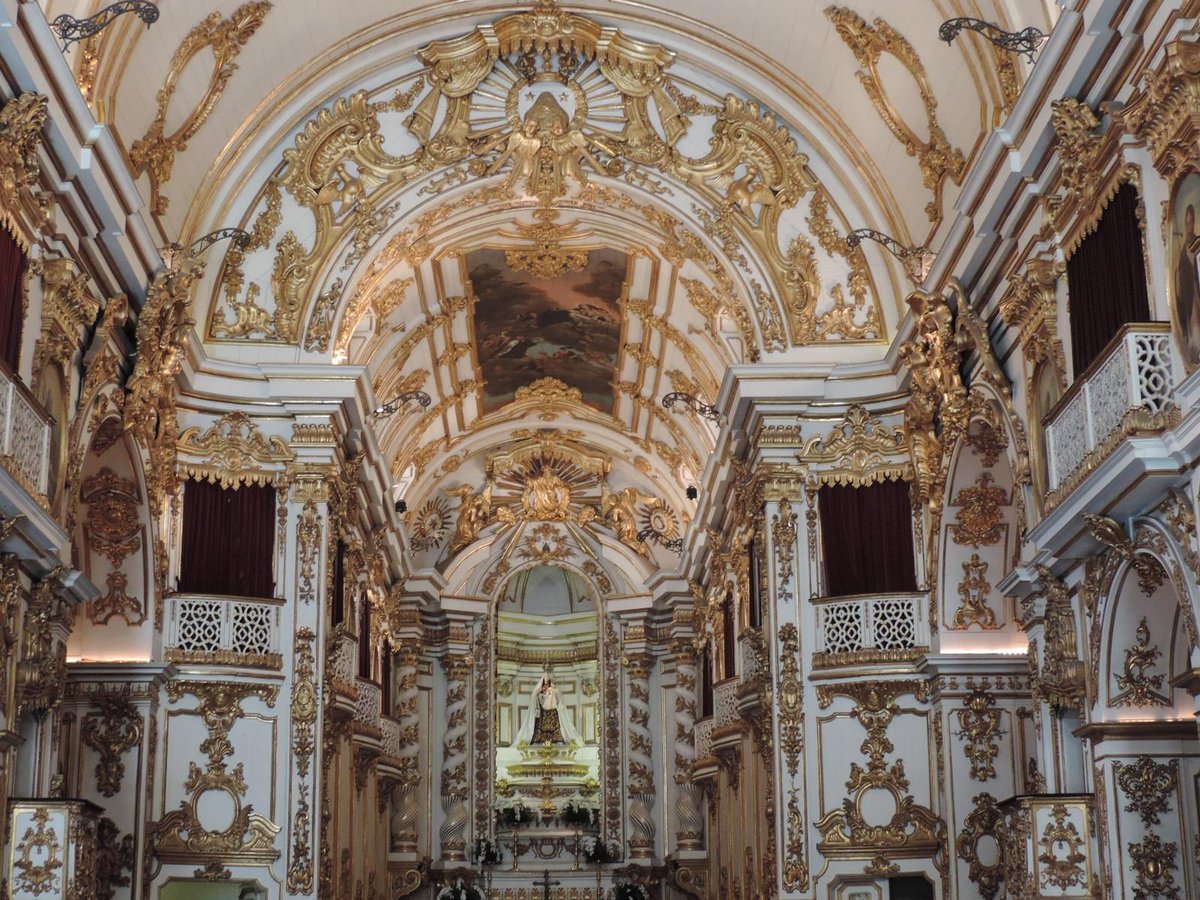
798, 403, 908, 486
950, 473, 1007, 547
1114, 756, 1178, 828
80, 692, 142, 797
956, 792, 1003, 900
955, 688, 1001, 781
177, 411, 295, 487
130, 3, 272, 214
952, 553, 999, 630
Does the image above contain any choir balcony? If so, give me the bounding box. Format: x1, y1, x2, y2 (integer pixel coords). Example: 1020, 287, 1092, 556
163, 593, 283, 670
812, 591, 930, 670
326, 627, 360, 719
1043, 323, 1179, 509
0, 362, 52, 513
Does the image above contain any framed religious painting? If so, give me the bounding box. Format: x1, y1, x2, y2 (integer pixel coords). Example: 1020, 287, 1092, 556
1167, 169, 1200, 371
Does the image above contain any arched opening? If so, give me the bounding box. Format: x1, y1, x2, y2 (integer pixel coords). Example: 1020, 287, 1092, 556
494, 565, 602, 835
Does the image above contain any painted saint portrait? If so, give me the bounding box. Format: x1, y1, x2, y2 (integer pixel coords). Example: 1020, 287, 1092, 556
1169, 171, 1200, 369
467, 248, 626, 414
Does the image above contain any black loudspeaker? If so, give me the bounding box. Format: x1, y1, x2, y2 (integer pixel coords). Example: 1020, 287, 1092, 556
395, 500, 407, 514
686, 486, 698, 500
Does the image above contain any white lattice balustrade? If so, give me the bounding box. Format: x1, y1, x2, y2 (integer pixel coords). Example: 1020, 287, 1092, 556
0, 365, 50, 501
694, 717, 714, 759
353, 679, 383, 730
380, 716, 402, 757
165, 594, 282, 667
328, 632, 358, 693
1045, 324, 1177, 494
814, 592, 929, 663
713, 678, 739, 728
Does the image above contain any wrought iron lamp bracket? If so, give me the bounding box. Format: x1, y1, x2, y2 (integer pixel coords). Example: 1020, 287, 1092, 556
51, 1, 160, 50
373, 391, 433, 418
938, 17, 1046, 63
662, 392, 721, 424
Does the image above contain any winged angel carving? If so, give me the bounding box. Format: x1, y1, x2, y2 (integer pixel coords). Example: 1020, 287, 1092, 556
209, 0, 881, 350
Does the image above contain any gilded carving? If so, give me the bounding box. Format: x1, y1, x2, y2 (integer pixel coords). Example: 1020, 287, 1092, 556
1112, 618, 1169, 708
32, 258, 99, 390
409, 497, 450, 552
18, 569, 67, 717
81, 467, 141, 567
1049, 98, 1103, 214
1114, 756, 1178, 828
287, 628, 318, 893
950, 472, 1007, 547
798, 403, 908, 486
125, 253, 208, 510
952, 553, 998, 630
771, 500, 797, 603
177, 410, 295, 488
956, 792, 1002, 900
1037, 803, 1087, 891
130, 3, 272, 214
814, 680, 940, 855
13, 808, 63, 895
826, 8, 964, 221
154, 680, 281, 863
955, 688, 1001, 781
1033, 566, 1085, 711
80, 692, 142, 798
95, 817, 135, 900
1128, 834, 1179, 900
0, 92, 51, 240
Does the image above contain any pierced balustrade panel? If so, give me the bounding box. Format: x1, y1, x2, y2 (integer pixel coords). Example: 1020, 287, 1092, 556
0, 367, 51, 501
164, 594, 282, 669
694, 717, 714, 759
328, 632, 358, 694
380, 716, 402, 758
353, 679, 382, 731
1045, 325, 1179, 497
713, 679, 739, 728
813, 592, 928, 669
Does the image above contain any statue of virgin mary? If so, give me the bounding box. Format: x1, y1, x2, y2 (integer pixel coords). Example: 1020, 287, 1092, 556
516, 669, 581, 746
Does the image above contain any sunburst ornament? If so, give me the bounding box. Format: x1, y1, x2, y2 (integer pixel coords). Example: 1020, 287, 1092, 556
409, 497, 450, 551
639, 500, 679, 542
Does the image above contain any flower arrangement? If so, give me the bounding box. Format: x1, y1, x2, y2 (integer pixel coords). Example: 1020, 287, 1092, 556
581, 835, 614, 864
435, 879, 483, 900
561, 800, 595, 826
613, 883, 650, 900
472, 837, 502, 866
499, 800, 529, 827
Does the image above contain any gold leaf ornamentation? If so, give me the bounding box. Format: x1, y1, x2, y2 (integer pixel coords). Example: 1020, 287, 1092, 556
950, 472, 1007, 547
1114, 756, 1178, 828
130, 3, 272, 214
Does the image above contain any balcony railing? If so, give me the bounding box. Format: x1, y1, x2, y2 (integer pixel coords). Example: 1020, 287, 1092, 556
0, 363, 51, 503
1044, 324, 1177, 502
713, 678, 739, 728
813, 591, 929, 669
164, 593, 283, 669
694, 717, 714, 760
327, 630, 358, 697
353, 678, 382, 733
380, 715, 402, 758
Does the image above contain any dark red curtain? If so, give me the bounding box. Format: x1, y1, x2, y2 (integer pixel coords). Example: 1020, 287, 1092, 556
818, 479, 917, 597
1067, 182, 1152, 375
331, 539, 346, 626
701, 649, 714, 718
0, 228, 27, 374
747, 538, 762, 629
721, 590, 737, 679
381, 651, 392, 714
357, 596, 371, 678
179, 478, 276, 597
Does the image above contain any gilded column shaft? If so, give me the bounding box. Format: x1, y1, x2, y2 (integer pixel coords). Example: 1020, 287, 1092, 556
672, 644, 703, 852
625, 653, 656, 859
439, 655, 470, 861
390, 646, 420, 854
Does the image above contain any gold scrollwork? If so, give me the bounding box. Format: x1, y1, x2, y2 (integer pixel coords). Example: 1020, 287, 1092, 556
1112, 618, 1169, 708
154, 680, 281, 863
177, 410, 295, 488
81, 692, 143, 798
955, 688, 1001, 782
952, 553, 998, 630
826, 8, 964, 222
1037, 803, 1088, 891
13, 808, 63, 894
1114, 756, 1178, 828
798, 403, 908, 487
950, 473, 1007, 548
1128, 833, 1179, 899
814, 680, 941, 856
956, 792, 1002, 900
287, 628, 318, 893
130, 3, 272, 214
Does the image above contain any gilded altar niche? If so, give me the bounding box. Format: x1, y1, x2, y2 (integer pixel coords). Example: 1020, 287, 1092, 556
205, 0, 885, 350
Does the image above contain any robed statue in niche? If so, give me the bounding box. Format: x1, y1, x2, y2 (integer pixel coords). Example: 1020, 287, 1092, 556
516, 668, 581, 746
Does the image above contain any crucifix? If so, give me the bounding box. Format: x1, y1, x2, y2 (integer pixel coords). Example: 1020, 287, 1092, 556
535, 869, 561, 900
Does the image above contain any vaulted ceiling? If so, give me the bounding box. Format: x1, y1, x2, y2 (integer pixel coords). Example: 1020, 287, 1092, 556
43, 0, 1058, 573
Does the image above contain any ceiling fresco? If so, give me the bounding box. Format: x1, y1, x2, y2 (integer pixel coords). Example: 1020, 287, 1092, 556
468, 247, 627, 415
